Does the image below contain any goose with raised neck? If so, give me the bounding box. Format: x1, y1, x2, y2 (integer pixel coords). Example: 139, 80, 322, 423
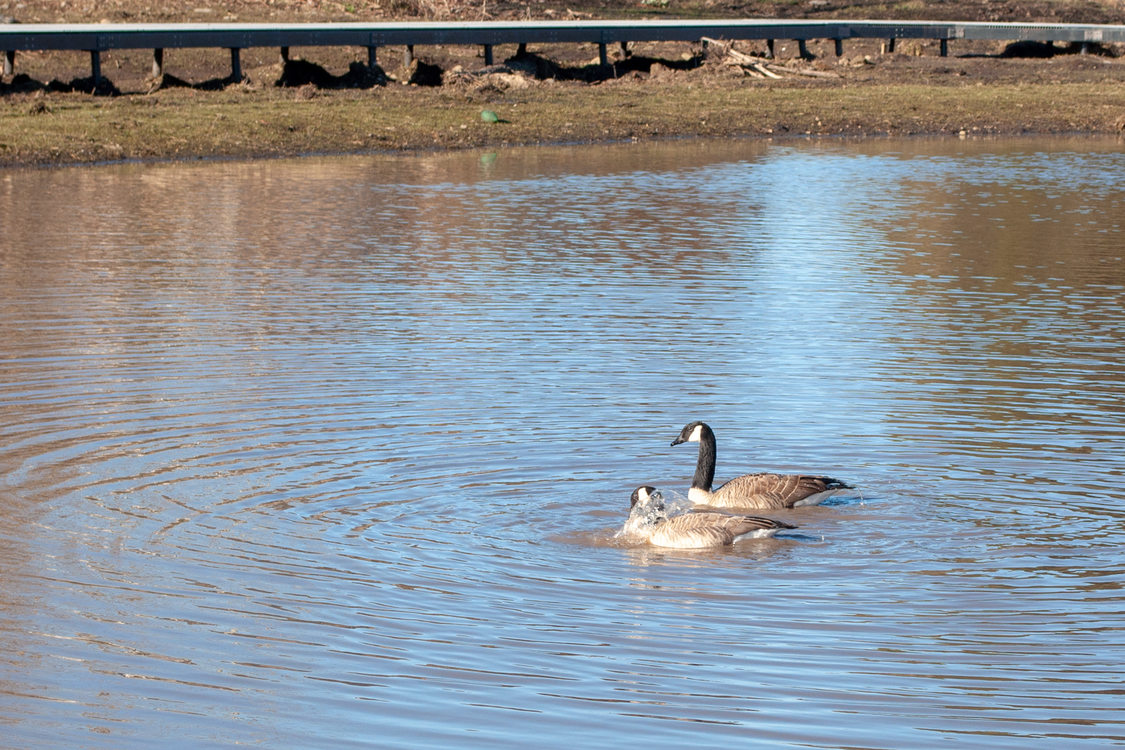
671, 421, 853, 509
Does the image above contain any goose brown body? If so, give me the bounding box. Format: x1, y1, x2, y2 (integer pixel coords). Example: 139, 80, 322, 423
672, 421, 853, 510
622, 486, 795, 549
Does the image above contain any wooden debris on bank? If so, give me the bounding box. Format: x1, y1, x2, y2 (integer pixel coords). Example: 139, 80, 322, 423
444, 63, 537, 91
701, 37, 841, 79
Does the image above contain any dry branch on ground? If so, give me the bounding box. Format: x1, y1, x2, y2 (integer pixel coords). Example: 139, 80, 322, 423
701, 37, 841, 79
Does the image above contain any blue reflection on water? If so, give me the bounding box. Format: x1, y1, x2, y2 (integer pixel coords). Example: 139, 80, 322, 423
1, 138, 1123, 749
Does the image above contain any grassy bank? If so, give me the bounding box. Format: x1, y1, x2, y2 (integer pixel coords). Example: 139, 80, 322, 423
3, 0, 1125, 166
4, 74, 1125, 168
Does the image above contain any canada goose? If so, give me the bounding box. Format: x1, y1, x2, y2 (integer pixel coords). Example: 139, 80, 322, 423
620, 486, 795, 549
672, 421, 853, 509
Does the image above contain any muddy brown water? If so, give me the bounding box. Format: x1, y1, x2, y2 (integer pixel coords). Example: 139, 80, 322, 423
2, 137, 1123, 749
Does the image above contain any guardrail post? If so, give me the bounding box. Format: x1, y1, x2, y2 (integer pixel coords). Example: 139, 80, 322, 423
403, 44, 414, 67
598, 41, 608, 66
280, 45, 290, 62
483, 43, 493, 65
152, 47, 164, 78
89, 49, 101, 84
517, 42, 527, 56
230, 47, 242, 80
798, 39, 810, 59
940, 38, 948, 56
887, 37, 896, 53
3, 49, 13, 77
766, 39, 775, 58
834, 38, 843, 56
620, 41, 630, 58
367, 45, 378, 68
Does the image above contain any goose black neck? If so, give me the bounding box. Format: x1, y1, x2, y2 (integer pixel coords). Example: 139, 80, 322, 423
693, 426, 717, 492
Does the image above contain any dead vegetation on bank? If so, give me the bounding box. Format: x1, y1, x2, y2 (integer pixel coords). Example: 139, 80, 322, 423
3, 0, 1125, 25
3, 0, 1125, 166
3, 69, 1124, 167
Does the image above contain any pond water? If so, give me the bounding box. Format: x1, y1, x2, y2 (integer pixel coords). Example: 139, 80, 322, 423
1, 137, 1123, 749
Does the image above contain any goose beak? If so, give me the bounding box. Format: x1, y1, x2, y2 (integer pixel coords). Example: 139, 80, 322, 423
671, 436, 685, 447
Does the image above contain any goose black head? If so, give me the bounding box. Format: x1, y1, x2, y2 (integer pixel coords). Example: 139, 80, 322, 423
629, 485, 664, 510
671, 421, 711, 447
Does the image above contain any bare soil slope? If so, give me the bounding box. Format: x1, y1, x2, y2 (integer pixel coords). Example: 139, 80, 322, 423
3, 0, 1124, 166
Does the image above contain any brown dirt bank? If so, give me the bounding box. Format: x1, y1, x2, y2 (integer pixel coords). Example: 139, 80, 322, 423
3, 0, 1125, 167
4, 73, 1123, 167
4, 0, 1125, 26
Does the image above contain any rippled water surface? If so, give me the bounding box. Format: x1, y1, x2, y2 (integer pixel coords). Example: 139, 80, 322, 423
2, 138, 1124, 749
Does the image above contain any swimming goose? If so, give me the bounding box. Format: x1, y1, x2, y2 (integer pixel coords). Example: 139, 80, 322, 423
672, 421, 853, 510
621, 486, 795, 549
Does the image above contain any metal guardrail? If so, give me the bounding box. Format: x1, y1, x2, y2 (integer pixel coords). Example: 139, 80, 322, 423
3, 19, 1123, 82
